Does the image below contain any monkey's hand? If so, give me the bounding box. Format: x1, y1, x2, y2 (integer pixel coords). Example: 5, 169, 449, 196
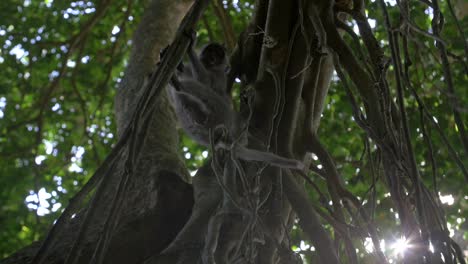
183, 29, 197, 50
160, 45, 185, 72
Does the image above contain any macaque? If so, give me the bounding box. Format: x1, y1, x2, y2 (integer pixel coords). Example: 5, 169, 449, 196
168, 40, 304, 170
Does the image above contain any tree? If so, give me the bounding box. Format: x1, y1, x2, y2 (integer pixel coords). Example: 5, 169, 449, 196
0, 0, 467, 263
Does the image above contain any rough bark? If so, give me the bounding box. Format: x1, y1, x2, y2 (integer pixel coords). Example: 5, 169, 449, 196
2, 1, 194, 263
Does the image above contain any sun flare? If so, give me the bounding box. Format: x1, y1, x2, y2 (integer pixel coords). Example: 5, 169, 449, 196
392, 237, 409, 256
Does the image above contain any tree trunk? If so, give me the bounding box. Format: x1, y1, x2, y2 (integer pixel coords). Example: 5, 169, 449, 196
2, 0, 464, 263
2, 1, 194, 263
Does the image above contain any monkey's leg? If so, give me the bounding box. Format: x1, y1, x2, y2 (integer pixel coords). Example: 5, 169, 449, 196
239, 147, 304, 170
175, 91, 211, 126
217, 143, 305, 170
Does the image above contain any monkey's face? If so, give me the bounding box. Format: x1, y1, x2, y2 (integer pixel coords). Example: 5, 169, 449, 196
200, 43, 228, 70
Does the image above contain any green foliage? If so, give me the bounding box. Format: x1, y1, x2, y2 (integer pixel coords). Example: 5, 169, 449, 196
0, 0, 143, 256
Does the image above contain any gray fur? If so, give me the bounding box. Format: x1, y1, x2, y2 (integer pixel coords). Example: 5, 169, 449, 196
168, 42, 304, 170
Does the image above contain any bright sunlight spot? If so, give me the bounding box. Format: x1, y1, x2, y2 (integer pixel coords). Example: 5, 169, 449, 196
25, 188, 52, 216
69, 163, 83, 173
391, 237, 409, 256
300, 240, 310, 251
10, 44, 27, 59
81, 55, 90, 63
364, 237, 374, 253
0, 97, 6, 119
35, 155, 46, 165
111, 25, 120, 35
66, 60, 76, 68
43, 139, 56, 155
68, 146, 85, 173
375, 0, 397, 6
439, 193, 455, 205
51, 103, 61, 111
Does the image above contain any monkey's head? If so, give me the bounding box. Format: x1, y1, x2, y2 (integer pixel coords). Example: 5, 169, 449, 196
200, 43, 229, 71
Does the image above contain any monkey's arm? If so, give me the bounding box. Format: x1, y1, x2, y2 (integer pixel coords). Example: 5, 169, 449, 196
188, 45, 209, 82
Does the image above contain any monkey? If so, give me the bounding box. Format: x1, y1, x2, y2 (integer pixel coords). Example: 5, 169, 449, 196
168, 41, 305, 170
160, 41, 309, 264
169, 43, 234, 146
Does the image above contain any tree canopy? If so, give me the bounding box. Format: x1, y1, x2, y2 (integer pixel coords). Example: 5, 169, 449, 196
0, 0, 467, 263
